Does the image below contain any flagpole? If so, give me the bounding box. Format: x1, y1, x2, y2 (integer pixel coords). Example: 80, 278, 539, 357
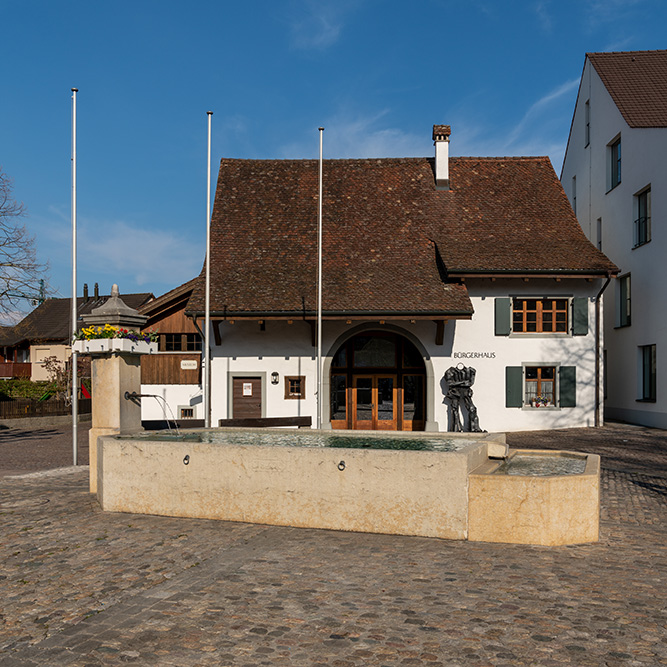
71, 88, 79, 465
204, 111, 212, 428
316, 127, 324, 430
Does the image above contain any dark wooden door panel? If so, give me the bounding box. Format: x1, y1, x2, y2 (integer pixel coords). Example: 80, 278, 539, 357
233, 377, 262, 419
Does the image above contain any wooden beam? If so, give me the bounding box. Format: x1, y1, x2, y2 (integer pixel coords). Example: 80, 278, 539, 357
308, 320, 316, 347
434, 320, 445, 346
212, 320, 222, 346
218, 416, 312, 429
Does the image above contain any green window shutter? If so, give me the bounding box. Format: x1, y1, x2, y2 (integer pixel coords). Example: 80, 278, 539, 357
559, 366, 577, 407
506, 367, 523, 407
495, 298, 511, 336
572, 298, 588, 336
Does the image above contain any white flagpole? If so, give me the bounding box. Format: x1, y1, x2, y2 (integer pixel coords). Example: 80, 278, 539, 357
71, 88, 79, 466
317, 127, 324, 430
204, 111, 213, 428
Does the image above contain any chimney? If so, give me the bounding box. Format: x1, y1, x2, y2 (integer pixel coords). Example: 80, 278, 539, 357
432, 124, 451, 190
83, 283, 89, 301
94, 282, 99, 299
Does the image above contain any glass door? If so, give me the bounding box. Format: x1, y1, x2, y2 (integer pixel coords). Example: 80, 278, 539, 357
375, 376, 397, 430
354, 376, 374, 429
353, 375, 397, 430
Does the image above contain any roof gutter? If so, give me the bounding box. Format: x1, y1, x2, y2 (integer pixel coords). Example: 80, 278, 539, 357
447, 269, 618, 279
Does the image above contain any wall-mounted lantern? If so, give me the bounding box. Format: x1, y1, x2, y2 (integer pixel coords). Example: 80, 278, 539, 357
271, 372, 279, 385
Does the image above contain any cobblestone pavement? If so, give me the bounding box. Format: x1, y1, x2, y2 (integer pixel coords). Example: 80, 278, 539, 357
0, 424, 89, 478
0, 424, 665, 666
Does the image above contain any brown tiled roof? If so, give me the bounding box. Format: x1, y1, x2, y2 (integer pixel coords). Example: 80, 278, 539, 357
431, 156, 616, 275
0, 292, 154, 347
186, 156, 616, 318
588, 50, 667, 127
139, 278, 197, 318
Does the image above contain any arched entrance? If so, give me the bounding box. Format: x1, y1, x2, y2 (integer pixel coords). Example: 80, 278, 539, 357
329, 331, 426, 431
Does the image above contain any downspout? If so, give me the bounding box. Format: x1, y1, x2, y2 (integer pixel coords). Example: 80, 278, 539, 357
595, 275, 612, 427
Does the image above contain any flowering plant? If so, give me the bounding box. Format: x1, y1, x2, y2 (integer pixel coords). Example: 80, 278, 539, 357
531, 396, 551, 408
75, 324, 159, 343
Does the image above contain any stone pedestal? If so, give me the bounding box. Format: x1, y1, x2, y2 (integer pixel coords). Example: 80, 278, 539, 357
87, 352, 143, 493
74, 284, 154, 493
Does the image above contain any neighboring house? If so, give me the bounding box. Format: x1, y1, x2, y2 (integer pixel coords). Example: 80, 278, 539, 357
0, 284, 153, 382
138, 278, 204, 423
162, 124, 616, 433
561, 50, 667, 429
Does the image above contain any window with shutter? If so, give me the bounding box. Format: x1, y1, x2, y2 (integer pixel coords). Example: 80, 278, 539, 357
505, 365, 577, 408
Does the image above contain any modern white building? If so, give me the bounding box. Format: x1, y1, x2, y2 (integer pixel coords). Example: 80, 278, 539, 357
143, 125, 617, 432
561, 50, 667, 428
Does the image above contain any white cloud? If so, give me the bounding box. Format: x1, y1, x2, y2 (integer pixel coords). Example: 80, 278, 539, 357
448, 78, 580, 171
26, 207, 202, 298
78, 220, 202, 289
288, 0, 345, 50
534, 0, 553, 31
505, 78, 579, 146
280, 111, 428, 159
586, 0, 643, 24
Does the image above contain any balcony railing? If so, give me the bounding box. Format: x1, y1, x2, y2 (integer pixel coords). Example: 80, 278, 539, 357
0, 397, 92, 419
0, 362, 31, 379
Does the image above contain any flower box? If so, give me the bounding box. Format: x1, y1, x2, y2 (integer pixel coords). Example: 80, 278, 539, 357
72, 339, 158, 355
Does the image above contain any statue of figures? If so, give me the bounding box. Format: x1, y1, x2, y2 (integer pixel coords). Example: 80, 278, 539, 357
444, 364, 483, 432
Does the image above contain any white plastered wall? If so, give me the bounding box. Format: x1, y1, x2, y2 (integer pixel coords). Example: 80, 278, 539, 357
140, 384, 203, 421
561, 58, 667, 428
30, 343, 70, 382
205, 277, 602, 432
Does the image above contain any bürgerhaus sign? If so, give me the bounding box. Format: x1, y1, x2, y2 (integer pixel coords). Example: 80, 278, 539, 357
453, 352, 496, 359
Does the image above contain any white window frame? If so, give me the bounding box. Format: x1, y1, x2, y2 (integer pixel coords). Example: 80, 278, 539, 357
616, 274, 631, 328
521, 362, 561, 409
633, 186, 651, 248
607, 135, 621, 191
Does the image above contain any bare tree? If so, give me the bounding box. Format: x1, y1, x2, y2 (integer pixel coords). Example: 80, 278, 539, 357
0, 168, 48, 315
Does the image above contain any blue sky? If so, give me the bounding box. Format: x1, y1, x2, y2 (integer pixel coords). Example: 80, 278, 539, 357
2, 0, 666, 317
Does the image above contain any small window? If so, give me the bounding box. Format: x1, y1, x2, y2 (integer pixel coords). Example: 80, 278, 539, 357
180, 407, 195, 419
639, 345, 656, 402
185, 333, 202, 351
512, 298, 569, 333
164, 334, 182, 351
618, 275, 631, 327
609, 137, 621, 190
584, 100, 590, 147
525, 366, 556, 407
506, 366, 575, 408
572, 175, 577, 215
634, 187, 651, 248
285, 375, 305, 399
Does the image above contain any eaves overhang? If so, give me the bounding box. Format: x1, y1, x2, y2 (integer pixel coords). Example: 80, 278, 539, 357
446, 269, 618, 280
184, 309, 474, 321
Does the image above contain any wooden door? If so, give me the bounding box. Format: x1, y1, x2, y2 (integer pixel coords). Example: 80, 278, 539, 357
232, 377, 262, 418
352, 375, 397, 430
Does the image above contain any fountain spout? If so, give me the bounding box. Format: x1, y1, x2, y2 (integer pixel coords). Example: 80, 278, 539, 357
487, 442, 509, 460
124, 391, 181, 435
